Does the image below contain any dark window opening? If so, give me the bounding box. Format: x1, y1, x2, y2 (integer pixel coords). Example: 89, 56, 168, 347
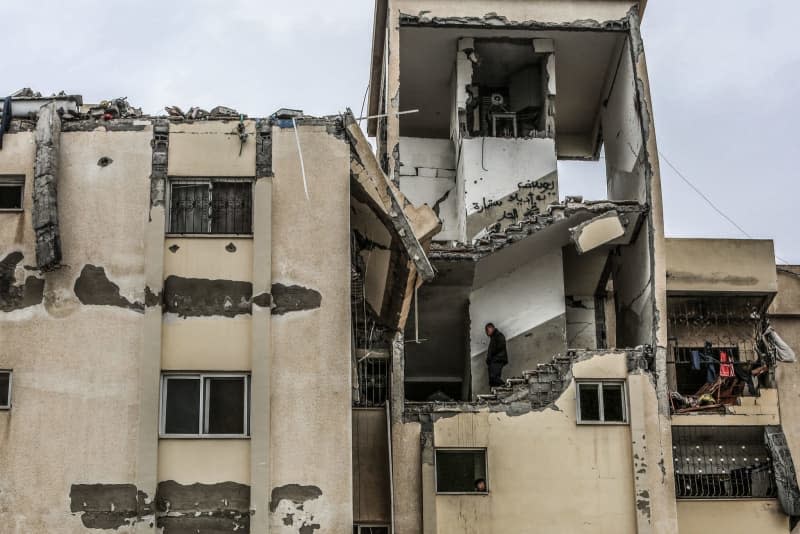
168, 179, 252, 234
355, 356, 389, 408
577, 381, 628, 424
404, 380, 463, 403
673, 346, 742, 396
164, 377, 200, 434
161, 374, 249, 437
435, 449, 488, 493
0, 371, 11, 409
467, 40, 548, 138
673, 426, 777, 499
0, 176, 24, 210
206, 377, 246, 435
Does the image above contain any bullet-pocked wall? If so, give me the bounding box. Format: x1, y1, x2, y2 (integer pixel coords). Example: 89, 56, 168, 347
0, 124, 152, 533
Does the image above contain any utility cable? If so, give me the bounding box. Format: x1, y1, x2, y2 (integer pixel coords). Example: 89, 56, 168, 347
658, 150, 792, 265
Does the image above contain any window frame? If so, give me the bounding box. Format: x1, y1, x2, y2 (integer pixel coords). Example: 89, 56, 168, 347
166, 177, 254, 237
353, 525, 391, 534
434, 447, 489, 495
0, 370, 12, 410
576, 380, 629, 425
0, 175, 25, 212
159, 372, 250, 439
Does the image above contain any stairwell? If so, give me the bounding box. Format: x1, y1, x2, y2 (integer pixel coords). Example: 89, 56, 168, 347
476, 351, 578, 408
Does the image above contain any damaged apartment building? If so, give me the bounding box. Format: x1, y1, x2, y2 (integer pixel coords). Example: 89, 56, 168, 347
1, 1, 800, 533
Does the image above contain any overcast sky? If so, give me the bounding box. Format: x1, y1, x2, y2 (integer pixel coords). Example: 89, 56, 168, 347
4, 1, 798, 263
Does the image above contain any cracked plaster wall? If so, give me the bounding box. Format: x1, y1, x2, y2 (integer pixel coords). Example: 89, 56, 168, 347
398, 137, 458, 241
0, 127, 152, 533
161, 237, 254, 371
269, 124, 353, 533
430, 352, 637, 534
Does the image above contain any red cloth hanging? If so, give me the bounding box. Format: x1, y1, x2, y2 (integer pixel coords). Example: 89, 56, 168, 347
719, 351, 735, 377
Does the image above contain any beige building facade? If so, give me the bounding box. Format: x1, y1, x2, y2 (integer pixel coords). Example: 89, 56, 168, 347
1, 1, 799, 533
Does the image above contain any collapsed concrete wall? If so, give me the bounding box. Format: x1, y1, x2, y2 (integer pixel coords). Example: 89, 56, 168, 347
602, 37, 653, 348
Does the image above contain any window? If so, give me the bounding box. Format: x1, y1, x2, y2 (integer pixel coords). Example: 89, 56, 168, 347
0, 371, 11, 409
576, 381, 627, 424
0, 175, 24, 211
673, 426, 776, 499
168, 178, 252, 234
354, 355, 389, 407
160, 373, 250, 437
353, 526, 390, 534
435, 448, 488, 494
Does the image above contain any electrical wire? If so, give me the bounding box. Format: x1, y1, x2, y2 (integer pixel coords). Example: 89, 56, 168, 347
358, 83, 369, 127
659, 150, 792, 265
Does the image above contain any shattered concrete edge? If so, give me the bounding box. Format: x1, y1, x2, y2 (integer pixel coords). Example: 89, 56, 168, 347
344, 111, 437, 281
32, 102, 63, 270
431, 200, 647, 261
399, 11, 631, 32
403, 348, 650, 421
149, 119, 168, 215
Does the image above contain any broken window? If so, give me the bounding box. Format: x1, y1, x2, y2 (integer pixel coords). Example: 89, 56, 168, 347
0, 370, 11, 409
353, 526, 389, 534
435, 448, 488, 494
0, 175, 24, 211
168, 178, 252, 235
354, 355, 389, 408
160, 373, 249, 437
673, 426, 777, 499
576, 381, 627, 424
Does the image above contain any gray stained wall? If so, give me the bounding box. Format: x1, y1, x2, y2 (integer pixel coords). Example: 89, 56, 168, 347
0, 116, 355, 533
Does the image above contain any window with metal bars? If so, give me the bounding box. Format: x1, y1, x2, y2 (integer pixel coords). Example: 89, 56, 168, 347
673, 426, 777, 499
168, 179, 252, 234
355, 356, 389, 408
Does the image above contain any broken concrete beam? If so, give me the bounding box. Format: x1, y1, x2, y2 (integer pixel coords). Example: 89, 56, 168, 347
569, 210, 625, 254
32, 102, 62, 270
344, 110, 438, 281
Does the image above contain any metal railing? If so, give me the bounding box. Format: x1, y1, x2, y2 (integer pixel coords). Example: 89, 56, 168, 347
673, 426, 777, 499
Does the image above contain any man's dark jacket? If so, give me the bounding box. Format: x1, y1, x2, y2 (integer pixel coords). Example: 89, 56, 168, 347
487, 330, 509, 365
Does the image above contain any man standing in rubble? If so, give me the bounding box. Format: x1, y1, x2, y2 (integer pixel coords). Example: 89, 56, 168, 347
485, 323, 509, 388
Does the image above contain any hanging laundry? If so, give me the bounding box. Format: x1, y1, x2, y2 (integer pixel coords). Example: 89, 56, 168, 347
719, 351, 735, 378
765, 326, 797, 363
690, 350, 701, 371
